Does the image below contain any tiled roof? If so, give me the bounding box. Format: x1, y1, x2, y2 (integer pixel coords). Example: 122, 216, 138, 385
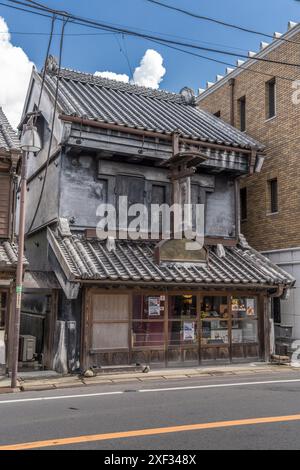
47, 229, 294, 288
0, 241, 22, 269
0, 107, 20, 152
43, 67, 264, 150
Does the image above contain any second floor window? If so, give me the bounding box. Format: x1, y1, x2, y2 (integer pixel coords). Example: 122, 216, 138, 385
266, 78, 276, 119
268, 178, 278, 214
238, 96, 246, 132
240, 187, 247, 221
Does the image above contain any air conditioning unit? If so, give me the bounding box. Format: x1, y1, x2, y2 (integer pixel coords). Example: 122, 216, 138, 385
19, 335, 36, 362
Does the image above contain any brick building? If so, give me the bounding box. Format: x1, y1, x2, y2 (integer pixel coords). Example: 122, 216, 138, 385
197, 21, 300, 339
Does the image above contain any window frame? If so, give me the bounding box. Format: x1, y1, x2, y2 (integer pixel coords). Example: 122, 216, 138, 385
268, 178, 279, 214
266, 78, 276, 120
238, 96, 246, 132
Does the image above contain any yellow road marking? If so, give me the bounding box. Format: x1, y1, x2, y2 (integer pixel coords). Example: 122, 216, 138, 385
1, 414, 300, 450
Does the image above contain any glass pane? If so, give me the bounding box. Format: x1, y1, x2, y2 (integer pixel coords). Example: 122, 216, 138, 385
232, 319, 258, 343
231, 297, 257, 319
201, 319, 229, 346
201, 296, 229, 319
133, 295, 166, 320
92, 323, 129, 350
132, 321, 164, 347
168, 321, 198, 346
169, 295, 197, 319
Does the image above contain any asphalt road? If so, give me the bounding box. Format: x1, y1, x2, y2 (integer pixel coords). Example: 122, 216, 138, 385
1, 370, 300, 450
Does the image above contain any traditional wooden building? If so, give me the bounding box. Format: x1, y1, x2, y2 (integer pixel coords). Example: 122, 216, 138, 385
0, 107, 21, 373
20, 57, 294, 372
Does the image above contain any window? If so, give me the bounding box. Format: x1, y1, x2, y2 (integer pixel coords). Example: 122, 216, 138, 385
214, 111, 221, 118
231, 297, 258, 344
238, 96, 246, 131
266, 78, 276, 119
169, 295, 197, 346
201, 296, 229, 346
272, 298, 281, 324
132, 295, 165, 347
240, 187, 247, 221
268, 178, 278, 213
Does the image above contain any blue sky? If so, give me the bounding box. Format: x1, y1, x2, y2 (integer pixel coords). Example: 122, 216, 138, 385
1, 0, 300, 93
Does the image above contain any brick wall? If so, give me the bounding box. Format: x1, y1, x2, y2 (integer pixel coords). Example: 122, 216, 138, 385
198, 28, 300, 251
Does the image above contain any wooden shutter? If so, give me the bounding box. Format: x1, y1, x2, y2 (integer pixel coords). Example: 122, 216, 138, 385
0, 174, 11, 238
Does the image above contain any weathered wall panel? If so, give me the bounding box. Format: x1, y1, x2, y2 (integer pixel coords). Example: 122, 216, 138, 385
0, 174, 11, 238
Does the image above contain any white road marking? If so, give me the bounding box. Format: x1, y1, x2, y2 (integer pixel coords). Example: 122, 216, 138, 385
0, 378, 300, 405
0, 391, 123, 404
140, 378, 300, 393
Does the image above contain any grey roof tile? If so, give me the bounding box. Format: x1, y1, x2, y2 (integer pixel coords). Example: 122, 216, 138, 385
0, 240, 27, 269
48, 230, 294, 287
0, 107, 20, 152
43, 68, 264, 150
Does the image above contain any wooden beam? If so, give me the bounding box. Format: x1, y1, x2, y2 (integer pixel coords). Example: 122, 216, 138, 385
59, 114, 256, 155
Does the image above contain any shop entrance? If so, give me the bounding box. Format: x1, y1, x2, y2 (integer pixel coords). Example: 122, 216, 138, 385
131, 293, 260, 366
87, 290, 261, 368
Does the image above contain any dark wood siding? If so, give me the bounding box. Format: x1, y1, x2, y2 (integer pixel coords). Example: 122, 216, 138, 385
0, 174, 11, 238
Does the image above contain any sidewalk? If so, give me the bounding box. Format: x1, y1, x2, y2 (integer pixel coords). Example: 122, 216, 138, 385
0, 362, 295, 393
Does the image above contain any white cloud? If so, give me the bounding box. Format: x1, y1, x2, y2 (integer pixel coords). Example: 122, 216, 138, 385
0, 17, 34, 128
95, 49, 166, 90
132, 49, 165, 89
94, 71, 129, 83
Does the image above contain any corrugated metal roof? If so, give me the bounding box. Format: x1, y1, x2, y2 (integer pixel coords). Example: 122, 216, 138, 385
43, 67, 264, 150
47, 230, 294, 287
0, 108, 20, 152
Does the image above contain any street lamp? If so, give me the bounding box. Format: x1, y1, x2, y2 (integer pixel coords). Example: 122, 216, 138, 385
11, 116, 41, 389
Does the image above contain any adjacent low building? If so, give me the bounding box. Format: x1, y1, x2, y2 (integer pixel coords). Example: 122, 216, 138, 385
19, 57, 294, 372
0, 107, 22, 373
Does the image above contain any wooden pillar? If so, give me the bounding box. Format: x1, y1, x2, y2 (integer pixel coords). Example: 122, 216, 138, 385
258, 292, 270, 362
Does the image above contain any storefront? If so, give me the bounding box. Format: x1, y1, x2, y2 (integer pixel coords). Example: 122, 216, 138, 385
47, 231, 295, 372
84, 289, 264, 368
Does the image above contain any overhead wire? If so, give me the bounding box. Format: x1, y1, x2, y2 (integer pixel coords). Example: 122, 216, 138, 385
145, 0, 300, 46
4, 0, 300, 69
27, 16, 69, 234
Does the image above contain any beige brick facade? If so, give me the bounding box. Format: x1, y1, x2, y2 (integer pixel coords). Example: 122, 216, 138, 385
198, 27, 300, 251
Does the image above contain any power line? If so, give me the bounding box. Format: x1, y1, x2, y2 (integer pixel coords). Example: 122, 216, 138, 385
36, 13, 55, 113
145, 0, 300, 46
149, 38, 299, 84
27, 17, 68, 234
114, 33, 134, 78
1, 0, 299, 86
0, 1, 253, 52
5, 0, 300, 69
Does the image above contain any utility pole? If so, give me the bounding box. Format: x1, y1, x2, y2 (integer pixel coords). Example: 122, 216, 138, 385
10, 117, 41, 389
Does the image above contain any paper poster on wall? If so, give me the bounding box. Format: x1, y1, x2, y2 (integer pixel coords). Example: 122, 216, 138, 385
246, 298, 255, 316
183, 322, 195, 341
148, 297, 161, 316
